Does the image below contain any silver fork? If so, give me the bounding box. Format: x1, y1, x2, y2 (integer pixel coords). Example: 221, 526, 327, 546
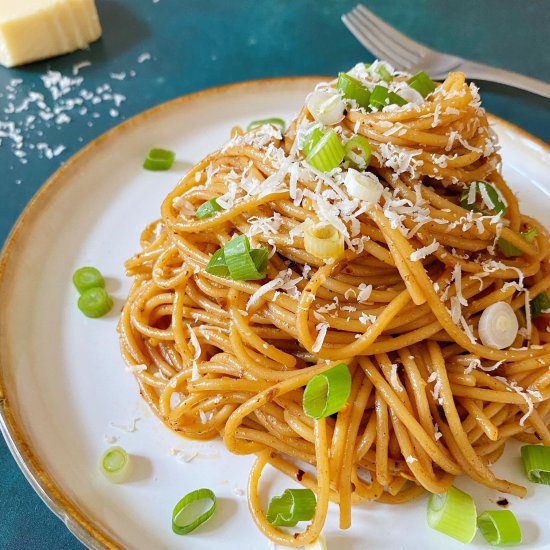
342, 4, 550, 99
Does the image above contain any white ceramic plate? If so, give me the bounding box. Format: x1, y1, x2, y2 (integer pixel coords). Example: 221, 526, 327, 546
1, 78, 550, 550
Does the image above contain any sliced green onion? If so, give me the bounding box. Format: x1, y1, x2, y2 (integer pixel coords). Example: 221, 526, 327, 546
196, 198, 222, 220
302, 126, 325, 157
143, 148, 175, 171
249, 247, 269, 276
304, 222, 344, 260
522, 227, 538, 243
344, 135, 372, 170
498, 227, 537, 257
407, 71, 437, 97
73, 266, 105, 294
172, 488, 216, 535
460, 181, 507, 215
427, 486, 477, 544
100, 446, 133, 483
303, 363, 351, 418
78, 287, 113, 318
205, 247, 228, 277
205, 236, 268, 280
344, 169, 382, 204
306, 90, 346, 126
498, 239, 522, 258
246, 117, 286, 133
336, 73, 371, 109
388, 91, 407, 106
478, 301, 518, 350
266, 488, 316, 527
375, 64, 393, 83
306, 129, 345, 172
369, 85, 406, 110
478, 510, 522, 546
521, 444, 550, 484
224, 235, 266, 280
531, 292, 550, 318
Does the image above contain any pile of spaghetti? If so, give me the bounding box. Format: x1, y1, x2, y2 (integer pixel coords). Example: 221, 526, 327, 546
119, 62, 550, 546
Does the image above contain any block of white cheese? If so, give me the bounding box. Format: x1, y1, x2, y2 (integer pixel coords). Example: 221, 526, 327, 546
0, 0, 102, 68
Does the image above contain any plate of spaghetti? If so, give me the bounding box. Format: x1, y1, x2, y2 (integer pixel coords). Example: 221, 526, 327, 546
1, 64, 550, 550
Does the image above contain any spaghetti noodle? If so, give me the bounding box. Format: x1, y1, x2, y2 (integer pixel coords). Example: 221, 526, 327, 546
119, 62, 550, 546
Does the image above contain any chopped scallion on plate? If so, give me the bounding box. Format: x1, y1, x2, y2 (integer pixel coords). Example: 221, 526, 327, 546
407, 71, 437, 97
72, 266, 105, 294
306, 129, 345, 171
336, 72, 371, 109
521, 444, 550, 484
246, 117, 286, 133
195, 198, 222, 220
478, 510, 522, 546
303, 363, 351, 418
427, 486, 477, 543
205, 235, 268, 280
303, 221, 344, 260
172, 488, 217, 535
143, 148, 175, 171
100, 446, 133, 483
344, 135, 372, 170
78, 286, 113, 318
266, 488, 316, 527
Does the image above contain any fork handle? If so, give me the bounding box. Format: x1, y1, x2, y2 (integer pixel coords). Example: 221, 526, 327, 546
459, 60, 550, 99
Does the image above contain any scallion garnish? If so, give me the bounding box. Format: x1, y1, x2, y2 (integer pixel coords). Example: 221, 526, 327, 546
205, 235, 268, 280
344, 135, 372, 170
143, 148, 175, 171
246, 117, 286, 133
344, 169, 383, 204
530, 292, 550, 318
73, 266, 105, 294
302, 126, 325, 157
78, 287, 113, 318
100, 446, 133, 483
407, 71, 437, 97
172, 488, 217, 535
304, 222, 344, 260
369, 85, 406, 110
306, 129, 345, 172
336, 73, 371, 109
204, 248, 228, 277
460, 181, 507, 216
498, 227, 538, 257
266, 488, 316, 527
521, 444, 550, 484
375, 64, 393, 83
303, 363, 351, 418
306, 90, 346, 126
477, 510, 522, 546
478, 301, 518, 350
195, 198, 222, 220
427, 486, 477, 543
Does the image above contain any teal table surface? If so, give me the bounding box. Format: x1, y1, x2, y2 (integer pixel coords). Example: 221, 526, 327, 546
0, 1, 549, 548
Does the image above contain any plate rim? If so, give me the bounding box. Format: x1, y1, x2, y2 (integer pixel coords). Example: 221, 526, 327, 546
0, 76, 549, 550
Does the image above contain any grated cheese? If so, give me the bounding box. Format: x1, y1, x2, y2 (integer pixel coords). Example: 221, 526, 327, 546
410, 240, 440, 262
312, 323, 330, 353
357, 283, 373, 303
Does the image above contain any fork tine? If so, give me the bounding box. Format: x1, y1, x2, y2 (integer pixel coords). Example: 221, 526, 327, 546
346, 7, 418, 69
342, 14, 407, 69
355, 5, 431, 60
